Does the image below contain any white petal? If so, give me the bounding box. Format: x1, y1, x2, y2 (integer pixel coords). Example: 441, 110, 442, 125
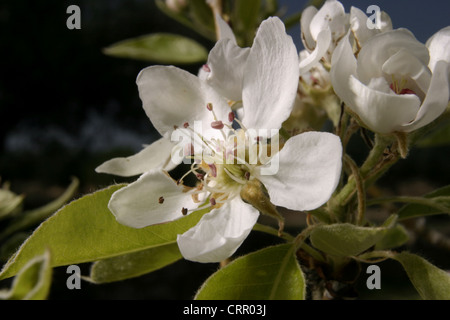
215, 13, 237, 43
330, 32, 357, 107
258, 132, 342, 211
348, 75, 421, 133
300, 6, 318, 51
309, 0, 346, 42
299, 28, 332, 75
137, 66, 231, 140
402, 60, 450, 132
95, 137, 177, 177
205, 38, 250, 101
381, 49, 431, 94
426, 26, 450, 71
177, 197, 259, 263
242, 17, 299, 132
356, 29, 429, 84
108, 170, 196, 228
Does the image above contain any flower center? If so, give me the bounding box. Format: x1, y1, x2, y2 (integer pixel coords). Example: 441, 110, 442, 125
390, 76, 416, 95
176, 103, 272, 214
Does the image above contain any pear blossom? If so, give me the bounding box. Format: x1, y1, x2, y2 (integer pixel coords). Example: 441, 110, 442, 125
330, 28, 450, 134
299, 0, 392, 74
102, 17, 343, 263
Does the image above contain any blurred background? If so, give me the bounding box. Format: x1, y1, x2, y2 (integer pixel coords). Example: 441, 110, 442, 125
0, 0, 449, 299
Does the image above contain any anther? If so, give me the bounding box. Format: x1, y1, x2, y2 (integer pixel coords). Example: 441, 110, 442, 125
206, 103, 213, 111
210, 197, 216, 206
211, 120, 224, 130
158, 196, 164, 204
244, 171, 250, 180
208, 163, 217, 177
181, 207, 188, 215
228, 112, 235, 122
196, 173, 205, 180
183, 122, 189, 128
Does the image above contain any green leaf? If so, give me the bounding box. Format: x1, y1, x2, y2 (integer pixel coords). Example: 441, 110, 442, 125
416, 116, 450, 147
0, 177, 79, 243
195, 244, 305, 300
0, 250, 52, 300
374, 224, 409, 250
233, 0, 261, 31
392, 252, 450, 300
155, 0, 216, 41
88, 243, 182, 284
310, 223, 388, 257
0, 186, 23, 221
397, 185, 450, 220
0, 184, 209, 280
103, 33, 208, 64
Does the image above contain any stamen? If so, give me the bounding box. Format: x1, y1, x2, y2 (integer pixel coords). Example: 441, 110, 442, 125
206, 102, 213, 111
228, 112, 235, 122
244, 171, 250, 180
210, 197, 216, 206
208, 163, 217, 177
233, 118, 247, 131
181, 207, 188, 215
183, 122, 189, 128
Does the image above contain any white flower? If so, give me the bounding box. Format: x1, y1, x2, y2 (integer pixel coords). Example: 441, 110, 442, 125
330, 28, 450, 134
299, 0, 392, 74
102, 17, 343, 263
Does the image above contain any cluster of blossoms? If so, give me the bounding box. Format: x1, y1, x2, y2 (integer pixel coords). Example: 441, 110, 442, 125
97, 0, 450, 263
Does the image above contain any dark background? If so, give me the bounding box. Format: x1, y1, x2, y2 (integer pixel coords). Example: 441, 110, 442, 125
0, 0, 449, 299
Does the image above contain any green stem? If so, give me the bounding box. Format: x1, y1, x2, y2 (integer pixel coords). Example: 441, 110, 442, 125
331, 134, 394, 221
252, 223, 295, 242
367, 196, 450, 213
293, 226, 326, 264
356, 250, 396, 262
344, 154, 365, 225
253, 223, 327, 264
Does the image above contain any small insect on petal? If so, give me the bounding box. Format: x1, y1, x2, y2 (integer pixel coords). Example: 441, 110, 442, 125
181, 207, 188, 215
158, 196, 164, 204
